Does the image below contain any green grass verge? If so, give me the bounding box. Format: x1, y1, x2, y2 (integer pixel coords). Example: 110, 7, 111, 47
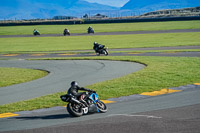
0, 56, 200, 113
111, 49, 200, 54
0, 67, 48, 87
0, 20, 199, 35
0, 32, 200, 53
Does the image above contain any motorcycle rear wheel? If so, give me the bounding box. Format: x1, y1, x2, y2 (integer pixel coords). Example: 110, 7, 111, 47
96, 52, 100, 56
97, 100, 107, 113
67, 103, 83, 117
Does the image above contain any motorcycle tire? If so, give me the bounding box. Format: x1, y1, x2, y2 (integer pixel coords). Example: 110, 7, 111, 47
34, 33, 40, 36
96, 100, 107, 113
96, 52, 100, 56
67, 103, 83, 117
103, 50, 108, 56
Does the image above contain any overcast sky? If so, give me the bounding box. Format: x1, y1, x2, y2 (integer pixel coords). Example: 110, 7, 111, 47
84, 0, 129, 7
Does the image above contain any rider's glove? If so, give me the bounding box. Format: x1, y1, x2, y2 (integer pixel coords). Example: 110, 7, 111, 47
89, 89, 95, 93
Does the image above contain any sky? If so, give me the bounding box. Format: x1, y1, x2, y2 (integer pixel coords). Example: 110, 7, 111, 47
84, 0, 129, 7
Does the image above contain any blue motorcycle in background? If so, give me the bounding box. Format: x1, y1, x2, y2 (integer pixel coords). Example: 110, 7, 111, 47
60, 91, 107, 117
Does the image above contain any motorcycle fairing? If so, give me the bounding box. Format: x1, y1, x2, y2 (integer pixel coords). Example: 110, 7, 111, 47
89, 93, 100, 112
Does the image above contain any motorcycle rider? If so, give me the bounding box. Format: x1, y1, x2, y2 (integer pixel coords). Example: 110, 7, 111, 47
88, 26, 94, 33
64, 28, 69, 33
67, 81, 94, 103
88, 26, 92, 31
33, 29, 39, 34
93, 42, 105, 52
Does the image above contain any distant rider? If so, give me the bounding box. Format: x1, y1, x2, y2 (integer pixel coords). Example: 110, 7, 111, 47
88, 26, 92, 31
33, 29, 39, 33
67, 81, 94, 103
64, 28, 69, 33
93, 42, 105, 52
33, 29, 40, 35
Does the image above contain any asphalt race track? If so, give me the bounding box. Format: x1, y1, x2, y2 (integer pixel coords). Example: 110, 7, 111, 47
0, 46, 200, 59
0, 29, 200, 133
1, 85, 200, 133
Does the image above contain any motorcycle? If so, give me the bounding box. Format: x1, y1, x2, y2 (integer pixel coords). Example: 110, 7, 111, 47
64, 29, 70, 36
94, 45, 108, 56
60, 91, 107, 117
33, 31, 40, 36
88, 28, 94, 34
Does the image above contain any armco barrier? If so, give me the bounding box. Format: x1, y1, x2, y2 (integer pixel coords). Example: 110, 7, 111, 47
0, 16, 200, 26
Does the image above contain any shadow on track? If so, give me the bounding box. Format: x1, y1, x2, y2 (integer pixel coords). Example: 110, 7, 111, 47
14, 113, 72, 120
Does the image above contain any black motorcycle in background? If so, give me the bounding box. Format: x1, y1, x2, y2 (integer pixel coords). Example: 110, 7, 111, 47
33, 29, 40, 36
88, 27, 94, 34
93, 42, 108, 56
64, 29, 70, 36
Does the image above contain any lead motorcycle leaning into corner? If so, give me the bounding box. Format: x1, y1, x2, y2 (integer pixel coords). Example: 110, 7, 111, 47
93, 42, 108, 56
60, 90, 107, 117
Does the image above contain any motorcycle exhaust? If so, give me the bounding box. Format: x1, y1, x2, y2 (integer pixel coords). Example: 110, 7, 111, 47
71, 98, 81, 104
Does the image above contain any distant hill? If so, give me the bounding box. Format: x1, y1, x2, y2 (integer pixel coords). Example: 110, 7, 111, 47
0, 0, 118, 20
1, 0, 200, 20
121, 0, 200, 14
141, 6, 200, 17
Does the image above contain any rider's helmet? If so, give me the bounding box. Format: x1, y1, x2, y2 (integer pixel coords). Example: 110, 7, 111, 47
71, 81, 78, 87
94, 42, 97, 45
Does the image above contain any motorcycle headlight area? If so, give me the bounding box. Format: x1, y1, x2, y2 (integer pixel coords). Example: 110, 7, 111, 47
93, 94, 98, 101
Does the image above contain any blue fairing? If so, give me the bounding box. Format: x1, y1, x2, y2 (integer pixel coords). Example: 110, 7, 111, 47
89, 93, 100, 112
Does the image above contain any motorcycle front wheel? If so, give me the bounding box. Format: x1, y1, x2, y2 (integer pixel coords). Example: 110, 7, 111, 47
96, 100, 107, 113
67, 103, 83, 117
103, 50, 108, 56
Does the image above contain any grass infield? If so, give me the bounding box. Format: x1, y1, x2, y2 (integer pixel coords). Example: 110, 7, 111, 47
0, 32, 200, 54
0, 20, 199, 35
0, 67, 48, 87
0, 56, 199, 113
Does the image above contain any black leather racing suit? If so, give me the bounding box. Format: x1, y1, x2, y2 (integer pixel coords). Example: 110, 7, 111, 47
93, 43, 105, 53
67, 85, 90, 99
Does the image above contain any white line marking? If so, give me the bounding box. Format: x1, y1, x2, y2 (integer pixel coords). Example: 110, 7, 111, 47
108, 114, 162, 119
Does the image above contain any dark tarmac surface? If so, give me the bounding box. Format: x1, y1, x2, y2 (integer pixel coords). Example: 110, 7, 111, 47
10, 104, 200, 133
1, 85, 200, 133
0, 51, 200, 59
0, 46, 200, 59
